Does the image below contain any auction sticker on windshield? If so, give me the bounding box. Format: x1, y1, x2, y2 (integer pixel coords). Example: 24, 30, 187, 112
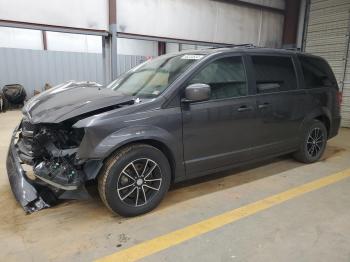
181, 55, 204, 60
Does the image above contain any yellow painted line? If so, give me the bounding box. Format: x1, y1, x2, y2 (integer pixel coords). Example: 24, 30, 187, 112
96, 168, 350, 262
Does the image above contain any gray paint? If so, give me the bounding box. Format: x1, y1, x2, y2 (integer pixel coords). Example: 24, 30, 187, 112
184, 83, 211, 102
0, 47, 147, 97
24, 82, 135, 124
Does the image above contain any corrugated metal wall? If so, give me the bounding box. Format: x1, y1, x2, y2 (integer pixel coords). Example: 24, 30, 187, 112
0, 47, 146, 97
304, 0, 350, 127
116, 54, 147, 76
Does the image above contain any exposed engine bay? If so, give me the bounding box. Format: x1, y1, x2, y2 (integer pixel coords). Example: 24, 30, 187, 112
13, 116, 90, 210
19, 117, 84, 188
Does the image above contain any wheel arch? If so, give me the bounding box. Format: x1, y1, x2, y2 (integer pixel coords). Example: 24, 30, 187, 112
103, 138, 177, 183
300, 107, 332, 138
314, 115, 330, 137
78, 124, 184, 182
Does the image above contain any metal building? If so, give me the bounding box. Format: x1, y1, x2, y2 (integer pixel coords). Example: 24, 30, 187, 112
0, 48, 146, 96
304, 0, 350, 127
0, 0, 292, 95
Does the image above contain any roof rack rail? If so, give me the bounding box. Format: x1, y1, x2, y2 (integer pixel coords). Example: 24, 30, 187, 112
222, 43, 256, 48
283, 47, 301, 51
206, 43, 256, 49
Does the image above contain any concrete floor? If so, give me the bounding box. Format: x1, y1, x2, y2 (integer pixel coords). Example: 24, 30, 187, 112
1, 110, 350, 262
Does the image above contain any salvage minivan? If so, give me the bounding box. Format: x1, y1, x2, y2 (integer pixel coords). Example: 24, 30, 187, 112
7, 47, 341, 216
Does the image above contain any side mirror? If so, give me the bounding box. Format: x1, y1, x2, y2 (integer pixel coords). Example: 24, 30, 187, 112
183, 83, 211, 102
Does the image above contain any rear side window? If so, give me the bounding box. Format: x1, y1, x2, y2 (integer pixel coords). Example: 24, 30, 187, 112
189, 56, 247, 100
251, 56, 297, 93
298, 55, 336, 89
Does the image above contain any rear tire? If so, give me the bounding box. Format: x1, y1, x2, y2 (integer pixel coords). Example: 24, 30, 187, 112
98, 144, 171, 217
293, 119, 327, 163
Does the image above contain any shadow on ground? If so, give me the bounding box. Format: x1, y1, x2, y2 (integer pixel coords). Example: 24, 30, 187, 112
0, 145, 345, 228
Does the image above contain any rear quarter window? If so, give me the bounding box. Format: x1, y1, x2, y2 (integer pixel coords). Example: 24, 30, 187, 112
298, 55, 337, 89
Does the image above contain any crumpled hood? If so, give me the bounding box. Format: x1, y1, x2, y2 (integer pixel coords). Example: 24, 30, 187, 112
23, 81, 135, 124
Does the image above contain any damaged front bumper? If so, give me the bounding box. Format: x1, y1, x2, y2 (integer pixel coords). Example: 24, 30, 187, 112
6, 125, 50, 213
6, 121, 104, 214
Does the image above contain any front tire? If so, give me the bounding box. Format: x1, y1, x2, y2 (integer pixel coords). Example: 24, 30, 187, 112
98, 144, 171, 217
293, 119, 327, 163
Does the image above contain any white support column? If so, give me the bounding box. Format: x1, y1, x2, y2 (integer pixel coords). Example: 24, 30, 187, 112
102, 35, 112, 85
110, 24, 118, 80
102, 0, 118, 85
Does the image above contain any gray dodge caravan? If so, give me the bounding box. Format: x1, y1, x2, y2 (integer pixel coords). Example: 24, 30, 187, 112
6, 47, 341, 216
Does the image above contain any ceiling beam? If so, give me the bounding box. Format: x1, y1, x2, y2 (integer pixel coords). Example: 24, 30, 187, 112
212, 0, 285, 14
0, 20, 108, 36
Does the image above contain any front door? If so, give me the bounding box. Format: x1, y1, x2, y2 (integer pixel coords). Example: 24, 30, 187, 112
181, 55, 257, 176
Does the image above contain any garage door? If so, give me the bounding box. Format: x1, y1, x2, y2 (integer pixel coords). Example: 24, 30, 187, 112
304, 0, 350, 127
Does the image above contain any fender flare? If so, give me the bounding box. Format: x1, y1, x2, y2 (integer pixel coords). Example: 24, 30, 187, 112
77, 125, 179, 162
299, 107, 332, 135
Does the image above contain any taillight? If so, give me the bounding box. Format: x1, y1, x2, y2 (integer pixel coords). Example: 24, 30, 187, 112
337, 91, 343, 106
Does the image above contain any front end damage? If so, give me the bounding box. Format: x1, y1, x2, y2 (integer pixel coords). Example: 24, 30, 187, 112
6, 116, 102, 213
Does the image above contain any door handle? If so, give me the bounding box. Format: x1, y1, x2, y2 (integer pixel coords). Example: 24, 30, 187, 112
237, 105, 253, 112
258, 103, 270, 109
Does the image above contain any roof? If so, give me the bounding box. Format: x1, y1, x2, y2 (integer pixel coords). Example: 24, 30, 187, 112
179, 46, 305, 56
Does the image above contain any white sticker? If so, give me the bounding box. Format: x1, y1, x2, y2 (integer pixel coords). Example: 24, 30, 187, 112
181, 55, 204, 60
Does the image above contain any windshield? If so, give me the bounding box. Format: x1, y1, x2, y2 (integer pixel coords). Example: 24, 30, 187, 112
106, 54, 204, 98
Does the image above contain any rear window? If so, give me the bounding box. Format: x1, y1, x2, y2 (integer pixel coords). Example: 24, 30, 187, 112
298, 55, 337, 89
251, 56, 297, 93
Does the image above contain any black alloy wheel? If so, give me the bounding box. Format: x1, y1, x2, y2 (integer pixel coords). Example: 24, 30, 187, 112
117, 158, 162, 207
98, 144, 171, 217
293, 119, 327, 163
